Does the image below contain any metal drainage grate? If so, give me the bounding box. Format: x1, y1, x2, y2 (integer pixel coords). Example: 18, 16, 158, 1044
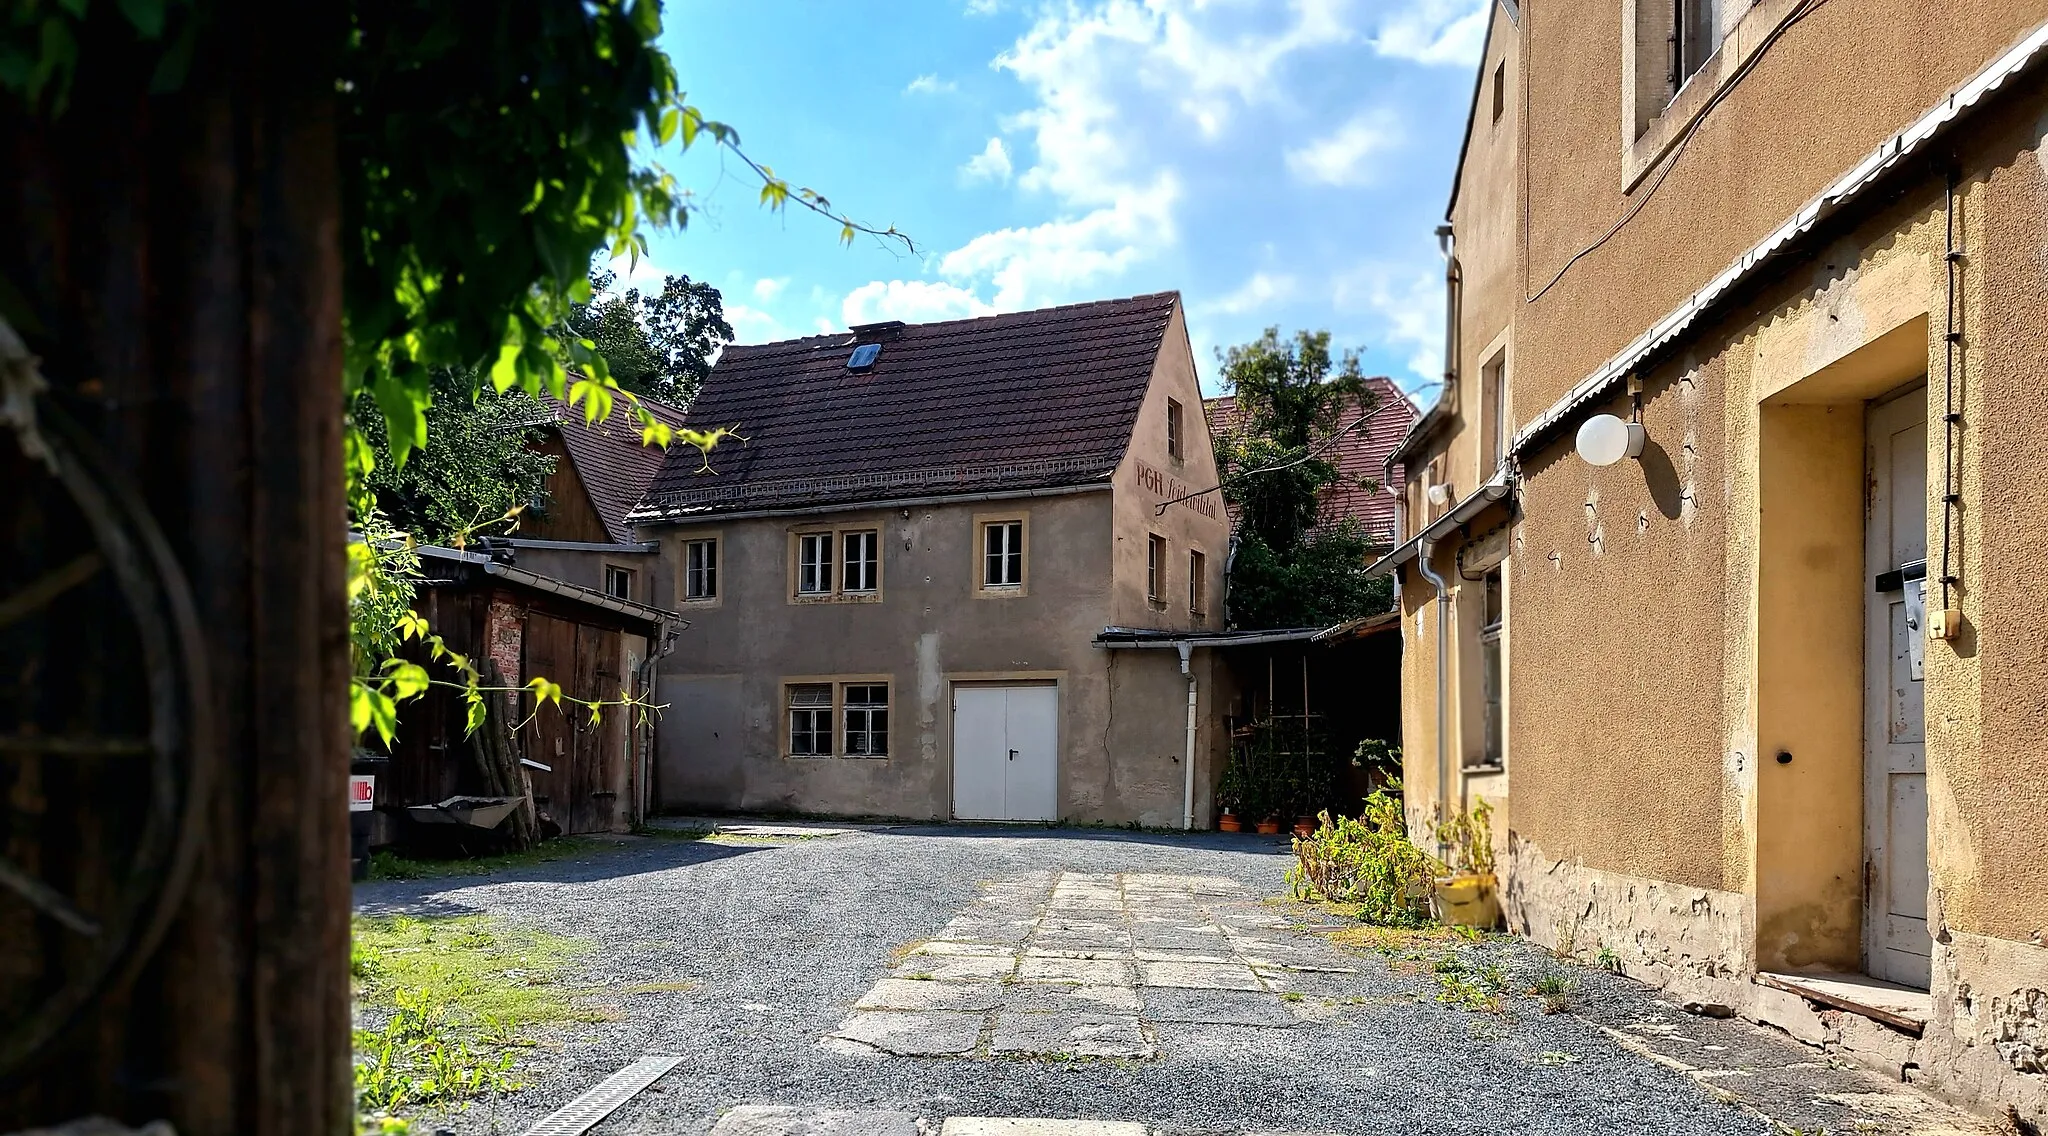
519, 1054, 684, 1136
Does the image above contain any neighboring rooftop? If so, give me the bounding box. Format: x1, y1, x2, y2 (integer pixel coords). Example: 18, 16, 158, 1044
542, 392, 689, 543
629, 292, 1182, 520
1204, 376, 1416, 547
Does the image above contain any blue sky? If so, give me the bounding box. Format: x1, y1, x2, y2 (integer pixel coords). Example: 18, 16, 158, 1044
630, 0, 1490, 396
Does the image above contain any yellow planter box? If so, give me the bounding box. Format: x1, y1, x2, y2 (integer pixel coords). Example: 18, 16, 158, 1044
1433, 872, 1501, 930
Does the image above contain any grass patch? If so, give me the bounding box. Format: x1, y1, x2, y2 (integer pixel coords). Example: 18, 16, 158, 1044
365, 838, 605, 882
1528, 969, 1579, 1014
351, 914, 602, 1119
633, 825, 713, 842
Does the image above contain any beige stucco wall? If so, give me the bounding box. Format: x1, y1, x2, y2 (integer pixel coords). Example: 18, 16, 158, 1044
647, 487, 1229, 827
1486, 77, 2048, 1116
1111, 304, 1231, 630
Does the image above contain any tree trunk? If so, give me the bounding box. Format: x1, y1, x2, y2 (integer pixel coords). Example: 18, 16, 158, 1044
470, 661, 539, 851
0, 4, 351, 1134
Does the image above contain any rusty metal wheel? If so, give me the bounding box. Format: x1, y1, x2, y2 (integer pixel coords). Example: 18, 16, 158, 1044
0, 393, 214, 1081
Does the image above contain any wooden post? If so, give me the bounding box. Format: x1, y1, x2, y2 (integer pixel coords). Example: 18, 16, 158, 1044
0, 5, 351, 1133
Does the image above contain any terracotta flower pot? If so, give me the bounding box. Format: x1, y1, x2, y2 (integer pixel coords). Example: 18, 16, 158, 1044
1254, 817, 1282, 835
1292, 816, 1316, 838
1218, 812, 1242, 833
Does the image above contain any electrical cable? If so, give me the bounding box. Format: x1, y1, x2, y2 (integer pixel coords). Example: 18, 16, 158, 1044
1153, 383, 1443, 516
1526, 0, 1842, 305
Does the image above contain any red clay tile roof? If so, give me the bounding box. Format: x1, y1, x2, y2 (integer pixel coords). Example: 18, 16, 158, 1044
630, 293, 1181, 519
1204, 377, 1417, 546
543, 393, 689, 543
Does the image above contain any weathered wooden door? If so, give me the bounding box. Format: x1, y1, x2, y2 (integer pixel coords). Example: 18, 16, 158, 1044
1864, 387, 1931, 988
572, 622, 624, 834
521, 613, 578, 831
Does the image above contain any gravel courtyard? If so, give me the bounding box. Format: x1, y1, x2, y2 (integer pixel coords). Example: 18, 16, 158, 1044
352, 824, 1992, 1136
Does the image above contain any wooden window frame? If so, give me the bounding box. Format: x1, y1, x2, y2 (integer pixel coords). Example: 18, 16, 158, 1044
1188, 548, 1207, 616
603, 563, 635, 602
841, 680, 892, 759
780, 675, 893, 760
785, 680, 836, 758
973, 511, 1029, 598
1166, 397, 1185, 461
1146, 533, 1167, 605
842, 529, 881, 595
788, 524, 884, 604
680, 533, 723, 607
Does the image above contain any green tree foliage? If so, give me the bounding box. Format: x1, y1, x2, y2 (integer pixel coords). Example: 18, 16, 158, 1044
569, 267, 734, 405
354, 371, 557, 547
1215, 328, 1393, 629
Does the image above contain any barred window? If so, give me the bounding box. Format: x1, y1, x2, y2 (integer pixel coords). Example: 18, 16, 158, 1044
843, 530, 879, 593
788, 684, 833, 756
797, 532, 833, 595
843, 684, 889, 757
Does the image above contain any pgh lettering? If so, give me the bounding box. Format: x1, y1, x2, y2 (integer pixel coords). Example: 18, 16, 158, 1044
1134, 459, 1219, 519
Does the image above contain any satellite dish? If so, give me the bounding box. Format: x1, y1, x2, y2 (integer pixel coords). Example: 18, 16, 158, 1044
1576, 414, 1645, 467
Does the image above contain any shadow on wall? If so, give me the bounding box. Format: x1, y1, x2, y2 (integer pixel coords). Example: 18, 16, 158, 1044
1640, 438, 1685, 521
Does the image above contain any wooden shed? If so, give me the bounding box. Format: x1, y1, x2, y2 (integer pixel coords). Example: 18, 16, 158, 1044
363, 546, 679, 849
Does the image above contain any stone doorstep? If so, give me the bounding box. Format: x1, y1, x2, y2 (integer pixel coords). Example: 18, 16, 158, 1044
1755, 971, 1933, 1036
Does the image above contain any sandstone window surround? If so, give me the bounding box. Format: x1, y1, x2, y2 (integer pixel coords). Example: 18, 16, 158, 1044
975, 512, 1029, 598
788, 524, 885, 604
682, 535, 721, 605
1622, 0, 1794, 191
782, 678, 893, 759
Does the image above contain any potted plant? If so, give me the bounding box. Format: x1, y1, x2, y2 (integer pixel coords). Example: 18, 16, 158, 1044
1215, 757, 1245, 832
1432, 798, 1500, 930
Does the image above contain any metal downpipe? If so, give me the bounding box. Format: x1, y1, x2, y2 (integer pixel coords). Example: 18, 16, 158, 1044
1178, 641, 1197, 831
1414, 540, 1452, 852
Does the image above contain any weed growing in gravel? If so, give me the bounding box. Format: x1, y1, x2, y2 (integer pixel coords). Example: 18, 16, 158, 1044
1431, 955, 1506, 1012
351, 914, 601, 1121
1595, 945, 1624, 973
1528, 970, 1579, 1014
1538, 1050, 1581, 1065
1281, 991, 1306, 1002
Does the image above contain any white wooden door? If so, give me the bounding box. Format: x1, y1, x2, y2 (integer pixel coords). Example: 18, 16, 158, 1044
1864, 388, 1931, 989
951, 685, 1058, 821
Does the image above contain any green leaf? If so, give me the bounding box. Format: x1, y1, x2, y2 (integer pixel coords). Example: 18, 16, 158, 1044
657, 107, 679, 145
627, 0, 662, 39
115, 0, 168, 38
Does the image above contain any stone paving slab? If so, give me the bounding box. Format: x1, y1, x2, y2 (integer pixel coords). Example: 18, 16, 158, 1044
988, 1011, 1153, 1059
938, 1121, 1151, 1136
707, 1105, 921, 1135
831, 870, 1307, 1061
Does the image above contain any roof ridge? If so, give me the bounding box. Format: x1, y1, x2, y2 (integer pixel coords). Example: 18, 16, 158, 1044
723, 291, 1180, 353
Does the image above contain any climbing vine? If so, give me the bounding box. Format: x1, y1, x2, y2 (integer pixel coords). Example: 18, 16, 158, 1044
3, 0, 915, 746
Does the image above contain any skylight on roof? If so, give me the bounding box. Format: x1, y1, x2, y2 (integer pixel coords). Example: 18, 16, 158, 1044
847, 343, 882, 371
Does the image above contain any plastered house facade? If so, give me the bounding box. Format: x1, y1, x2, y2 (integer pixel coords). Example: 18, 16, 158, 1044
1373, 0, 2048, 1118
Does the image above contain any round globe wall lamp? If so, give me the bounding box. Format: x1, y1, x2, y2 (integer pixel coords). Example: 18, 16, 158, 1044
1575, 413, 1646, 467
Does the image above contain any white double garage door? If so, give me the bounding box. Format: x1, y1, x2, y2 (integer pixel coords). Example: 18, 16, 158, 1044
951, 684, 1058, 822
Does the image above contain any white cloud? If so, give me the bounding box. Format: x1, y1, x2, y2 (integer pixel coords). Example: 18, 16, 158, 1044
959, 137, 1014, 184
751, 277, 788, 302
842, 280, 998, 326
602, 253, 668, 296
1285, 110, 1401, 187
932, 0, 1352, 311
1336, 265, 1444, 384
1373, 0, 1489, 66
724, 303, 792, 345
1205, 271, 1298, 316
965, 0, 1002, 14
904, 73, 958, 95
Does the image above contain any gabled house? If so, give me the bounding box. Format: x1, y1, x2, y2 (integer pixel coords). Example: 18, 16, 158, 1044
1204, 377, 1417, 550
511, 392, 689, 605
626, 293, 1239, 826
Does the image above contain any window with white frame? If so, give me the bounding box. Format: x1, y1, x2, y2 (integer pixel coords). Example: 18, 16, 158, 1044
684, 538, 718, 601
842, 684, 889, 757
983, 520, 1023, 588
1477, 568, 1504, 768
797, 532, 833, 595
1188, 549, 1206, 615
842, 530, 879, 593
604, 565, 633, 601
788, 684, 833, 756
1147, 533, 1167, 602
